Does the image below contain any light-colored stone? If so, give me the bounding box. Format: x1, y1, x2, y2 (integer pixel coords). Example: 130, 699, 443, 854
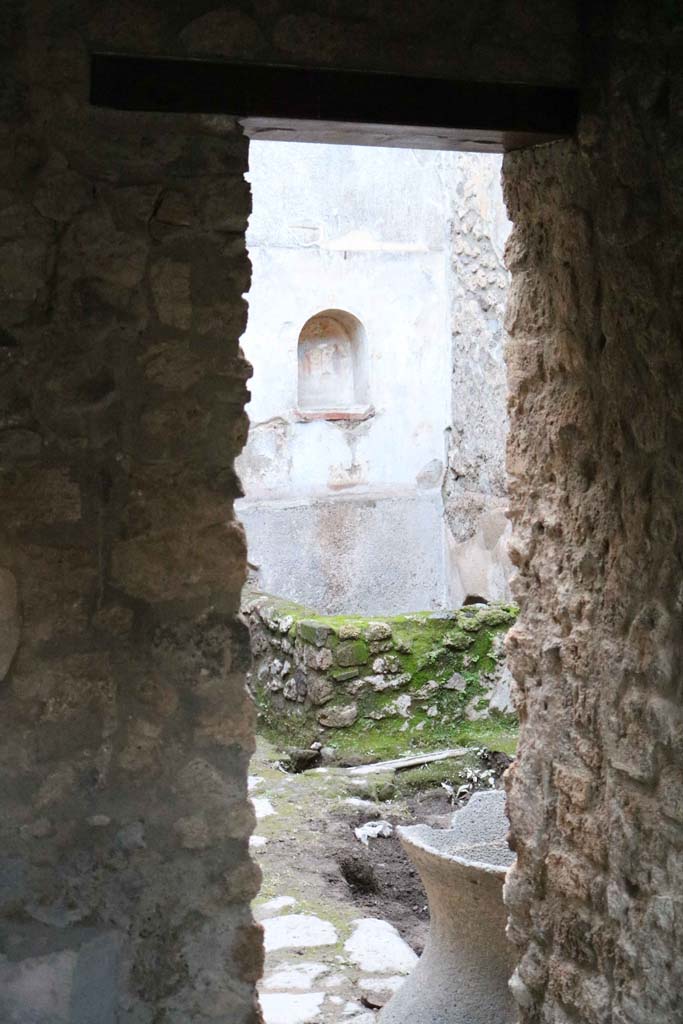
318, 703, 358, 728
256, 896, 297, 919
359, 976, 407, 994
384, 694, 412, 718
262, 914, 338, 952
344, 919, 418, 974
252, 797, 276, 820
261, 962, 328, 991
237, 144, 510, 614
379, 791, 515, 1024
367, 671, 412, 692
260, 991, 325, 1024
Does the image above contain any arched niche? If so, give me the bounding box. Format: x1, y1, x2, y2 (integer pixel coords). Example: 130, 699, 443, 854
296, 309, 372, 421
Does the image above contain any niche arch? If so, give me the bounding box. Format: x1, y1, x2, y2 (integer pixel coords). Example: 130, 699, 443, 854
296, 308, 372, 421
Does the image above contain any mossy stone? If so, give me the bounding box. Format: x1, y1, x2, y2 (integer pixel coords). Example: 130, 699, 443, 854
365, 621, 392, 642
336, 639, 369, 667
330, 666, 360, 682
338, 623, 362, 640
459, 606, 516, 632
443, 630, 474, 650
298, 619, 334, 646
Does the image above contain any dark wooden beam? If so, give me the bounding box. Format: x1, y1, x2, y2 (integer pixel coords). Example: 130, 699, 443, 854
90, 54, 578, 153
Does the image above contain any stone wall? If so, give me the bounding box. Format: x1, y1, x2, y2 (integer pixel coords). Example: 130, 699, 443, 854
238, 142, 512, 613
1, 0, 551, 1012
0, 9, 259, 1022
503, 5, 683, 1022
243, 592, 517, 760
444, 154, 513, 605
4, 2, 681, 1023
237, 142, 453, 614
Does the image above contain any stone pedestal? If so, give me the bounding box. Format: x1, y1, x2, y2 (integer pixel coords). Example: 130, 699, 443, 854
379, 790, 515, 1024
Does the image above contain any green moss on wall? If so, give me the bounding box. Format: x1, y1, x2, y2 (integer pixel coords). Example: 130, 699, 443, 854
244, 590, 518, 761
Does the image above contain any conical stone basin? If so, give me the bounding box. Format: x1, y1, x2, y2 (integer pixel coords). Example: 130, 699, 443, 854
379, 790, 515, 1024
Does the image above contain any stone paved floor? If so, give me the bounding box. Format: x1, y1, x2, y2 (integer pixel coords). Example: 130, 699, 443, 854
249, 740, 421, 1023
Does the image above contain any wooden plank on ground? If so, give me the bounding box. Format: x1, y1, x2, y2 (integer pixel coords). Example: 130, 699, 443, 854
347, 747, 469, 775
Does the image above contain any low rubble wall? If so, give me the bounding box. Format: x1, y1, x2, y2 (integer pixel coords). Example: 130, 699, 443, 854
242, 591, 518, 759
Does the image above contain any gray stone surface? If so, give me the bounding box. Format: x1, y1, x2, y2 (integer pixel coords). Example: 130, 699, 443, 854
0, 13, 259, 1017
0, 568, 20, 680
380, 791, 515, 1024
239, 490, 449, 616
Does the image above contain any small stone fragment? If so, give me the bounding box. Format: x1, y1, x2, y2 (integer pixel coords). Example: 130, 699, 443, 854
344, 918, 418, 973
259, 992, 325, 1024
253, 797, 276, 819
318, 703, 358, 728
444, 671, 467, 691
366, 671, 411, 692
330, 666, 360, 682
283, 747, 322, 773
443, 630, 474, 650
383, 693, 412, 718
256, 895, 298, 919
354, 820, 393, 845
338, 623, 362, 640
261, 961, 327, 991
307, 675, 335, 705
365, 622, 392, 642
414, 679, 439, 699
372, 654, 402, 674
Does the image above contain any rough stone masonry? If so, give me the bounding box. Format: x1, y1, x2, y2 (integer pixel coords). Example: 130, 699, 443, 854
0, 12, 259, 1018
503, 4, 683, 1022
0, 1, 681, 1023
243, 592, 516, 759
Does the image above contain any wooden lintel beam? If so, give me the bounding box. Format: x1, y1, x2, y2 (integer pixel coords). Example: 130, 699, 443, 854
90, 53, 578, 153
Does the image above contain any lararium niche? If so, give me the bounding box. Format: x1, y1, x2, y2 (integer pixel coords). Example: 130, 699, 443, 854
297, 309, 371, 420
237, 140, 512, 615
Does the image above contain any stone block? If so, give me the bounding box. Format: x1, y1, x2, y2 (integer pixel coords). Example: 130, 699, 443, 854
150, 257, 191, 329
338, 623, 362, 639
297, 620, 333, 646
307, 676, 334, 706
335, 639, 369, 667
365, 621, 392, 642
443, 630, 474, 650
318, 703, 358, 728
329, 666, 360, 682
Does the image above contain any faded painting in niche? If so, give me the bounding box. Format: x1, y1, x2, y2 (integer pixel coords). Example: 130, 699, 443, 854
297, 310, 365, 413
